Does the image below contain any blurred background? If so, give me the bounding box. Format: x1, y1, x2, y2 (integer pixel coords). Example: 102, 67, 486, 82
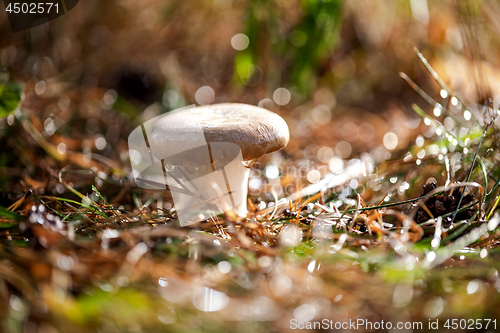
2, 0, 500, 332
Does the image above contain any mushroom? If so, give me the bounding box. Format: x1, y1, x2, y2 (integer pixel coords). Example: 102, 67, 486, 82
138, 103, 289, 225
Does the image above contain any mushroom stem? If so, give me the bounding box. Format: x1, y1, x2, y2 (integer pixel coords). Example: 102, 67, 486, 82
167, 158, 250, 222
232, 166, 250, 216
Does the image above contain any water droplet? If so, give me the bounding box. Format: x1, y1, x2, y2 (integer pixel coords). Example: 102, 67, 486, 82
383, 132, 398, 150
265, 165, 280, 179
423, 297, 444, 318
195, 86, 215, 105
307, 170, 321, 184
464, 110, 471, 121
218, 261, 231, 274
294, 304, 316, 322
273, 87, 291, 106
416, 135, 424, 147
433, 105, 442, 117
231, 33, 249, 51
279, 224, 302, 247
159, 277, 169, 287
192, 287, 229, 312
467, 279, 480, 294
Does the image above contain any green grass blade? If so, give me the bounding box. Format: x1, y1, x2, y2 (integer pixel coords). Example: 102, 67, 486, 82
0, 205, 21, 220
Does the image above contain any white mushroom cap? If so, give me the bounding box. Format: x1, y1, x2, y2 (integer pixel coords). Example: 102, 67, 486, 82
148, 103, 290, 165
130, 103, 289, 223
